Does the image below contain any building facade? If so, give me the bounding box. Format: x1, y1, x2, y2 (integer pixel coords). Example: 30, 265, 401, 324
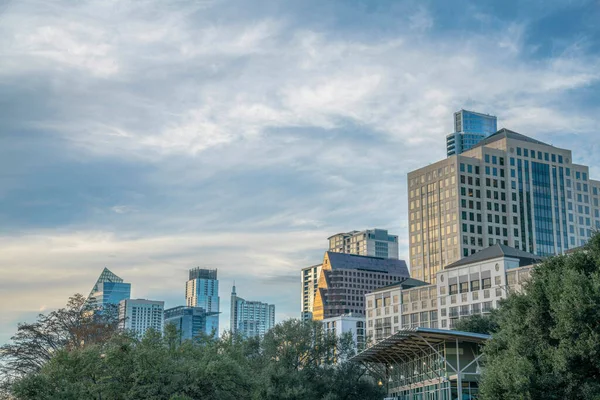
119, 299, 164, 337
301, 264, 322, 321
446, 109, 497, 156
230, 285, 275, 337
409, 129, 600, 284
322, 314, 366, 350
365, 278, 433, 343
312, 251, 410, 321
328, 229, 399, 259
164, 306, 220, 341
86, 268, 131, 310
366, 244, 541, 343
185, 268, 219, 333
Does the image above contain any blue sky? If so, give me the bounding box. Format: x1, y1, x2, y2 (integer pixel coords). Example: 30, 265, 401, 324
1, 0, 600, 344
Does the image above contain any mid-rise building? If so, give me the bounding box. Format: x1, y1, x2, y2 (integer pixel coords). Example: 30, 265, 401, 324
365, 244, 542, 342
312, 251, 409, 321
322, 314, 366, 350
164, 306, 220, 341
86, 268, 131, 310
230, 284, 275, 337
409, 128, 600, 283
364, 278, 432, 343
185, 268, 219, 333
119, 299, 164, 337
300, 263, 322, 321
328, 229, 399, 259
446, 109, 497, 156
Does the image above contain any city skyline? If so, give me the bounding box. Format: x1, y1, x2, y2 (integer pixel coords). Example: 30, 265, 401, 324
2, 0, 600, 346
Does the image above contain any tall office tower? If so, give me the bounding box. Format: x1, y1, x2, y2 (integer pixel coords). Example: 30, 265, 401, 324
446, 109, 497, 156
300, 263, 322, 321
230, 285, 275, 337
328, 229, 399, 259
87, 268, 131, 309
408, 128, 600, 283
164, 306, 220, 341
119, 299, 164, 337
185, 268, 220, 333
312, 251, 410, 321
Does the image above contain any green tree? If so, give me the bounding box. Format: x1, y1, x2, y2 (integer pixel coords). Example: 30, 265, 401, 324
453, 313, 499, 335
480, 232, 600, 400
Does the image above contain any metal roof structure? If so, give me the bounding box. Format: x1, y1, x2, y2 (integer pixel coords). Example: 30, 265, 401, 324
443, 243, 543, 270
351, 327, 490, 363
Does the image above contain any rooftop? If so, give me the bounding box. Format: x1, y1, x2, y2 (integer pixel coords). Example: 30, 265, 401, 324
351, 327, 490, 363
370, 277, 431, 293
326, 251, 409, 275
444, 243, 543, 269
469, 128, 551, 150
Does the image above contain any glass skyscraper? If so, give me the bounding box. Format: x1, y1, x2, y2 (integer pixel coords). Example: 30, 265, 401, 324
446, 109, 497, 156
185, 268, 219, 334
164, 306, 220, 341
87, 268, 131, 310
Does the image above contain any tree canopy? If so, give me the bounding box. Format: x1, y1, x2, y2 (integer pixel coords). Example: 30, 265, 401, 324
2, 304, 383, 400
480, 232, 600, 400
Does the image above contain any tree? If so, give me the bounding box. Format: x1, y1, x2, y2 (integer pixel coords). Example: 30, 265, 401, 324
453, 313, 499, 335
0, 294, 121, 390
480, 232, 600, 400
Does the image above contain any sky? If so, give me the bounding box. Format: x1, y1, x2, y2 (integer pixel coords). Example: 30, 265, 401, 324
1, 0, 600, 345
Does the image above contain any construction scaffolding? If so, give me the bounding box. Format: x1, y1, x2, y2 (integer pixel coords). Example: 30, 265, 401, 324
351, 327, 489, 400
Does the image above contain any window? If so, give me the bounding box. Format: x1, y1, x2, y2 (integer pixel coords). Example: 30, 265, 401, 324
449, 284, 458, 295
482, 278, 491, 289
460, 282, 469, 293
471, 280, 480, 291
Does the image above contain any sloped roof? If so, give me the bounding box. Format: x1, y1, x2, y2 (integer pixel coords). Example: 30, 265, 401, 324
326, 252, 409, 276
470, 128, 551, 150
87, 268, 124, 299
444, 244, 543, 269
370, 277, 431, 292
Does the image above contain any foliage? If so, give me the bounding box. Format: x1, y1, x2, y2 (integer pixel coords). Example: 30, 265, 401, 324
453, 312, 499, 335
0, 294, 121, 397
480, 232, 600, 400
4, 305, 383, 400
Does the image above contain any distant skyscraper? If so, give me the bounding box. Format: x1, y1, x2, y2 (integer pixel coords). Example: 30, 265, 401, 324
164, 306, 220, 341
300, 263, 322, 321
446, 109, 497, 156
185, 268, 219, 333
409, 128, 600, 283
119, 299, 164, 337
87, 268, 131, 310
230, 284, 275, 337
312, 252, 410, 321
328, 229, 399, 259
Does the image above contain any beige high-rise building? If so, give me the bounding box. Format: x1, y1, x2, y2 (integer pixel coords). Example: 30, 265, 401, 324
408, 129, 600, 283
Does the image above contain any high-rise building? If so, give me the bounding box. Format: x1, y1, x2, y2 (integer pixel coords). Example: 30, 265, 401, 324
164, 306, 220, 341
312, 251, 410, 321
408, 128, 600, 283
119, 299, 164, 337
230, 284, 275, 337
446, 109, 497, 156
185, 268, 219, 333
365, 244, 542, 342
300, 263, 322, 321
328, 229, 399, 259
87, 268, 131, 309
